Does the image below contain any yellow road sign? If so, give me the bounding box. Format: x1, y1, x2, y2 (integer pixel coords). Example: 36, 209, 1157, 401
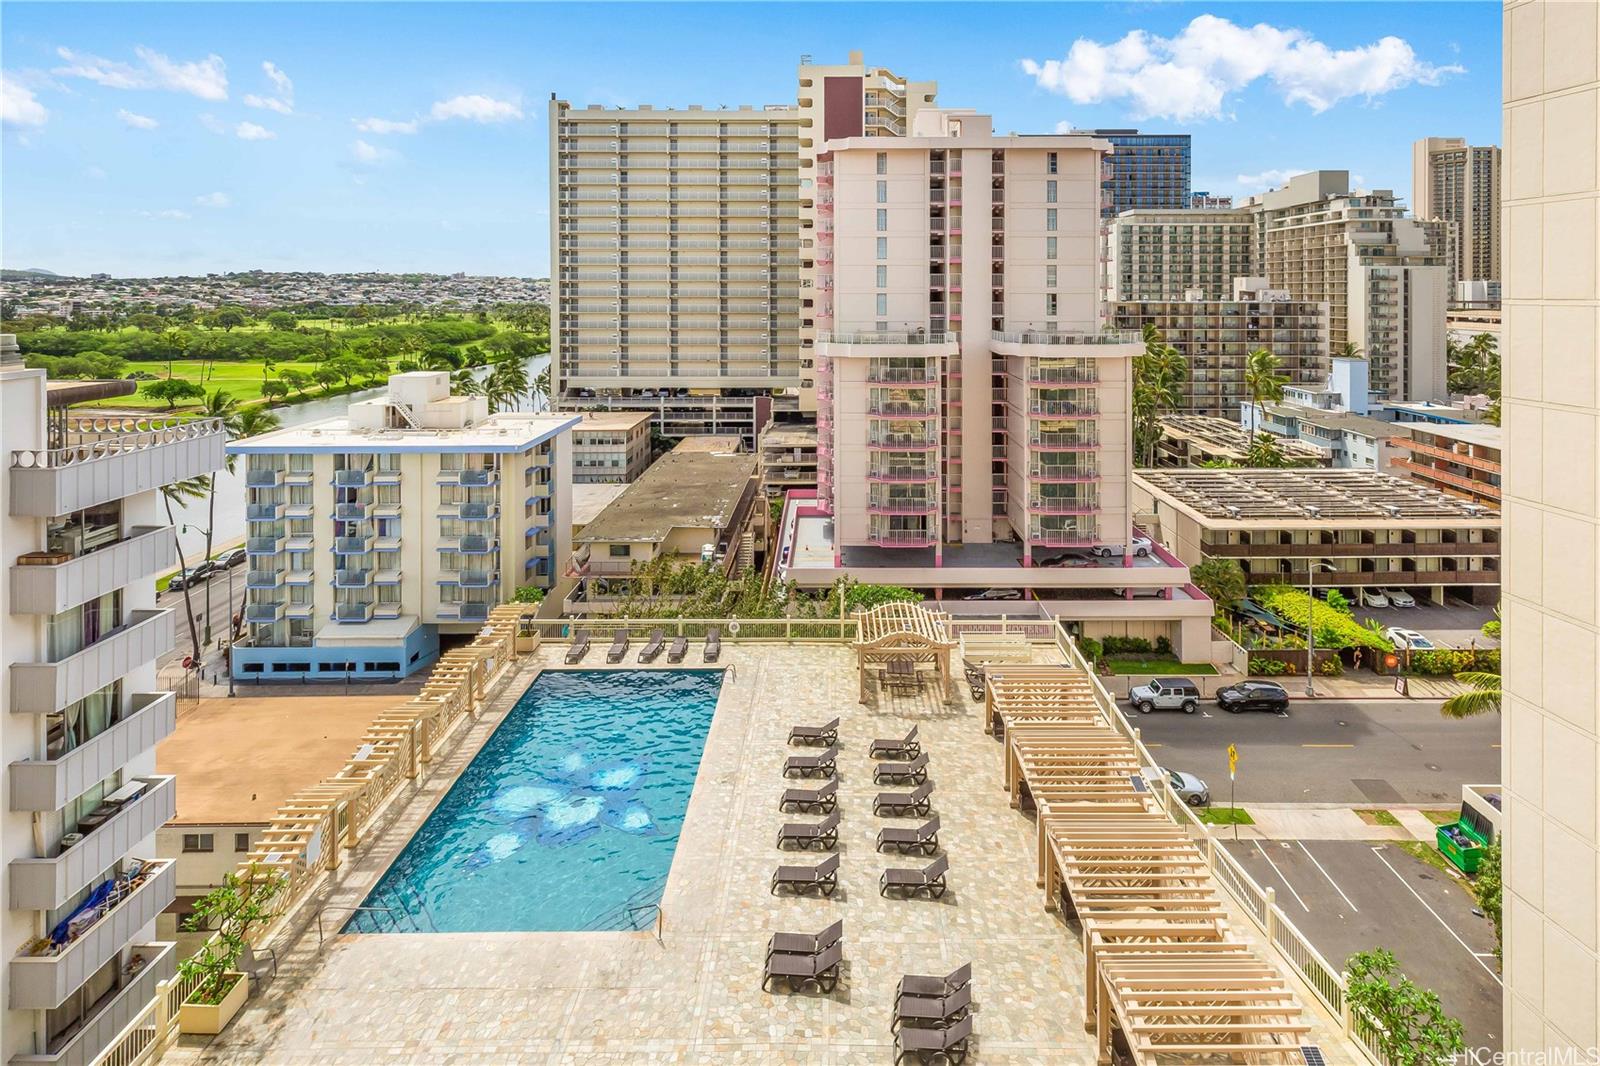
1227, 743, 1238, 778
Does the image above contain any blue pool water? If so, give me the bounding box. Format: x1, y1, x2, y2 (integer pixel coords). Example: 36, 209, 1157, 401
347, 669, 724, 933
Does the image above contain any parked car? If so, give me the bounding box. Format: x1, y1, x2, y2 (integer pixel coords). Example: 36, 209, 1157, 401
1359, 589, 1391, 609
964, 587, 1022, 601
1381, 588, 1417, 607
1035, 551, 1092, 568
1128, 677, 1202, 715
1148, 766, 1211, 807
1215, 681, 1290, 714
165, 571, 190, 592
1091, 535, 1153, 559
1385, 626, 1436, 650
190, 560, 219, 580
216, 548, 248, 568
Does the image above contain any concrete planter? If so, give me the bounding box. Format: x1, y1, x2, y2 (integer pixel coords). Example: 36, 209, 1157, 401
178, 971, 247, 1035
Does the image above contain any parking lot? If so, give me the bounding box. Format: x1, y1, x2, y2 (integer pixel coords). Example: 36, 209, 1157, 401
1223, 838, 1502, 1051
1353, 599, 1499, 651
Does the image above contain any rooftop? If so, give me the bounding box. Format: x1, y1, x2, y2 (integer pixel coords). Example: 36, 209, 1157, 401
570, 410, 653, 433
1261, 402, 1409, 441
1397, 421, 1503, 450
228, 410, 580, 454
576, 449, 756, 545
1159, 415, 1328, 463
671, 434, 746, 454
570, 481, 629, 530
1136, 468, 1500, 524
759, 424, 818, 450
156, 696, 392, 825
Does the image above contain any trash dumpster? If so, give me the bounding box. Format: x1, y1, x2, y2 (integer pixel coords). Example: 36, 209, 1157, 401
1436, 801, 1495, 875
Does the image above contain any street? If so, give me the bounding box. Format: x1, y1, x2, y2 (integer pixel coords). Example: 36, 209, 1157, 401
1132, 699, 1501, 804
157, 567, 246, 676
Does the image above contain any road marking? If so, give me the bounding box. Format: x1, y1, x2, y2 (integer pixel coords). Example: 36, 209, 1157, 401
1145, 743, 1164, 748
1253, 840, 1311, 913
1369, 846, 1502, 985
1490, 743, 1502, 749
1298, 842, 1359, 912
1301, 743, 1355, 748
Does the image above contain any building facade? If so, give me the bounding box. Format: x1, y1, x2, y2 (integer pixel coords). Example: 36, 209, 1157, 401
1255, 171, 1450, 402
1501, 3, 1600, 1055
2, 336, 225, 1066
228, 373, 576, 680
758, 423, 818, 494
1386, 422, 1501, 506
569, 411, 652, 483
1083, 129, 1192, 218
1190, 191, 1233, 209
1112, 278, 1330, 417
1412, 136, 1502, 285
1104, 207, 1258, 301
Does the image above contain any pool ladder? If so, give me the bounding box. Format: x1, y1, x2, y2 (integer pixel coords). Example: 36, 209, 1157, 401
317, 883, 439, 942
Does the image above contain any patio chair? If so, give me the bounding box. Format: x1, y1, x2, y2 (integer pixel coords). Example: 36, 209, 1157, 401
768, 918, 843, 957
703, 627, 722, 663
779, 777, 838, 814
891, 982, 972, 1033
876, 816, 940, 856
783, 744, 839, 779
788, 716, 840, 746
896, 962, 972, 1004
963, 661, 986, 701
770, 852, 840, 897
893, 1012, 973, 1064
637, 628, 665, 663
605, 631, 629, 663
565, 629, 591, 664
869, 725, 920, 760
666, 635, 688, 663
873, 752, 929, 786
761, 941, 844, 994
874, 780, 934, 818
881, 855, 949, 899
776, 809, 840, 851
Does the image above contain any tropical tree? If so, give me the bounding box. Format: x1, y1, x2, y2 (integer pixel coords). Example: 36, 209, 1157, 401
158, 328, 189, 378
161, 475, 212, 666
1343, 949, 1465, 1066
1474, 837, 1502, 960
486, 357, 530, 413
265, 310, 297, 332
1243, 347, 1288, 449
145, 378, 206, 409
279, 369, 310, 397
260, 378, 289, 403
451, 369, 483, 396
1441, 671, 1501, 719
1132, 323, 1187, 467
1191, 558, 1247, 607
312, 365, 343, 394
207, 306, 248, 332
532, 364, 552, 411
1337, 341, 1366, 360
1244, 432, 1292, 468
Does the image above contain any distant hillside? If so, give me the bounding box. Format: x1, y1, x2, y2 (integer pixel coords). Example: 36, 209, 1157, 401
2, 268, 62, 279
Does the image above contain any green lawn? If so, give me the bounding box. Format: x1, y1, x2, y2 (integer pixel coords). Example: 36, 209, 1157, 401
84, 359, 385, 410
1356, 808, 1403, 827
1196, 806, 1254, 826
1393, 840, 1457, 878
1104, 657, 1219, 676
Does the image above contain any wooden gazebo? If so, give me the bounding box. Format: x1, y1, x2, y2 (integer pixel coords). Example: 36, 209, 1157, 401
851, 602, 958, 701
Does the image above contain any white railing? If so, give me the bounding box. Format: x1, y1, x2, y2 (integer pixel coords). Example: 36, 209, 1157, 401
12, 417, 226, 470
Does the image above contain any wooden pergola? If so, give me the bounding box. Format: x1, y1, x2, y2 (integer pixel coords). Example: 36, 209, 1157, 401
851, 601, 958, 701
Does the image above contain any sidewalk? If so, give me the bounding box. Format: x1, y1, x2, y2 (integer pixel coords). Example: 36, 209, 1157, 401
1280, 671, 1471, 700
1219, 803, 1450, 842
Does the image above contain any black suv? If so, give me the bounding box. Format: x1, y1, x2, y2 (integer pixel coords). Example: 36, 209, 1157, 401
1216, 681, 1290, 714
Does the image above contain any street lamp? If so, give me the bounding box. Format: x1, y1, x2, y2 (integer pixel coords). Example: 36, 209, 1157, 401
1305, 561, 1337, 697
181, 522, 238, 696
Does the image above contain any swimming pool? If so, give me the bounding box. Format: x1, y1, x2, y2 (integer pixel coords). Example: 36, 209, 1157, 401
347, 669, 724, 933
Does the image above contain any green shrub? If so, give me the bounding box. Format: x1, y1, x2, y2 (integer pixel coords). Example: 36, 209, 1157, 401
1324, 589, 1352, 614
1102, 636, 1153, 655
1407, 648, 1500, 676
1154, 635, 1173, 657
1249, 657, 1289, 676
1318, 656, 1344, 676
1254, 586, 1392, 652
1076, 636, 1103, 663
511, 585, 546, 604
1480, 619, 1501, 640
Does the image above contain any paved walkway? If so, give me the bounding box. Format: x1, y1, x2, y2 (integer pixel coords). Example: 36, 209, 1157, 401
1222, 803, 1450, 842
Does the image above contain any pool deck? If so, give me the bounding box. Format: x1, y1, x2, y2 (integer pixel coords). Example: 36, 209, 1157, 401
170, 642, 1355, 1064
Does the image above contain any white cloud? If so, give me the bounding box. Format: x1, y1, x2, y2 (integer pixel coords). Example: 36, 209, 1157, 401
117, 108, 159, 130
1234, 168, 1305, 191
234, 121, 275, 141
1052, 120, 1077, 134
243, 94, 291, 114
351, 138, 398, 164
355, 116, 419, 134
1, 72, 49, 127
1021, 15, 1464, 122
244, 60, 293, 114
194, 191, 231, 208
262, 61, 291, 97
139, 208, 191, 220
428, 94, 522, 123
55, 45, 228, 100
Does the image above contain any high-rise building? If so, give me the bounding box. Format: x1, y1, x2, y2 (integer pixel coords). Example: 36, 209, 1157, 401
227, 372, 575, 680
1190, 190, 1233, 209
1104, 207, 1258, 301
1111, 278, 1330, 417
1501, 2, 1600, 1055
1254, 170, 1449, 402
1083, 129, 1192, 218
1, 334, 225, 1066
1413, 136, 1502, 286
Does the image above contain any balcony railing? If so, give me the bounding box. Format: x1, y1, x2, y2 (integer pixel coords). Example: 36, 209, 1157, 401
8, 777, 176, 912
244, 602, 285, 623
246, 468, 284, 488
866, 365, 939, 384
868, 402, 938, 418
9, 693, 176, 814
10, 609, 174, 715
9, 525, 173, 616
458, 502, 496, 521
1028, 495, 1101, 514
1026, 365, 1100, 385
246, 569, 285, 589
867, 468, 938, 483
818, 330, 952, 345
439, 469, 497, 486
334, 602, 375, 623
246, 503, 284, 521
334, 502, 372, 521
333, 469, 369, 488
866, 529, 936, 547
458, 535, 494, 554
993, 329, 1140, 345
1029, 465, 1100, 482
10, 941, 176, 1066
867, 498, 937, 515
1029, 433, 1100, 450
1029, 400, 1098, 417
459, 602, 492, 623
246, 536, 285, 555
10, 418, 227, 517
1028, 530, 1099, 547
334, 569, 373, 588
334, 536, 375, 555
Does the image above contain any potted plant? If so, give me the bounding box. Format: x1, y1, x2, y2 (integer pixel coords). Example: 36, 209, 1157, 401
177, 869, 284, 1035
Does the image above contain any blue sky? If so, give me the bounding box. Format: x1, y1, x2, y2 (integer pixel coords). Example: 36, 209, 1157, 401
1, 2, 1501, 278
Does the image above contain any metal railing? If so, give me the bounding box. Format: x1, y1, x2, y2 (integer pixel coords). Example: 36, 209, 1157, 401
11, 417, 225, 470
991, 329, 1139, 346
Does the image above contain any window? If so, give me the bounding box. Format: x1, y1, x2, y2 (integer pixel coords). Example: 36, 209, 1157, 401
608, 544, 630, 558
876, 152, 887, 175
876, 208, 887, 231
235, 833, 251, 853
183, 833, 215, 853
876, 293, 888, 316
1046, 294, 1058, 316
1046, 265, 1057, 288
1047, 151, 1058, 174
876, 265, 887, 288
1046, 209, 1058, 231
1046, 237, 1058, 259
1046, 180, 1058, 203
876, 237, 887, 260
876, 180, 887, 204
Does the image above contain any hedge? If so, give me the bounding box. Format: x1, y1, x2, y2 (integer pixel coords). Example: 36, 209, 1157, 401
1253, 586, 1392, 652
1407, 648, 1500, 676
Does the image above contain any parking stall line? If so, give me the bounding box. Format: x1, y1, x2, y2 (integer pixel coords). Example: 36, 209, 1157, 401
1252, 840, 1311, 913
1370, 846, 1502, 985
1298, 842, 1359, 912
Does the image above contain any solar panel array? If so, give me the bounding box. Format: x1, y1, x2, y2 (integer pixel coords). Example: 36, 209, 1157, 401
1137, 468, 1499, 521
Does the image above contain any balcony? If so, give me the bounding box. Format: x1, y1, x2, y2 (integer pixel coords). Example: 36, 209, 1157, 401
1028, 434, 1100, 452
334, 469, 369, 488
458, 602, 492, 623
1028, 529, 1099, 548
10, 418, 226, 518
334, 501, 372, 521
867, 468, 938, 483
334, 602, 375, 623
441, 570, 497, 588
866, 365, 939, 384
284, 503, 315, 520
9, 694, 176, 814
867, 498, 937, 515
373, 569, 403, 585
372, 469, 402, 486
373, 536, 402, 553
1028, 495, 1101, 514
246, 468, 284, 488
1029, 400, 1098, 417
1026, 365, 1100, 386
10, 526, 174, 616
246, 536, 285, 555
8, 860, 176, 1011
866, 529, 937, 548
246, 569, 284, 589
283, 468, 315, 486
10, 610, 174, 715
439, 469, 498, 487
990, 329, 1141, 358
1029, 465, 1100, 483
868, 402, 938, 419
459, 502, 497, 521
334, 569, 373, 589
8, 777, 175, 912
11, 941, 176, 1066
246, 503, 284, 522
334, 536, 375, 555
816, 330, 956, 358
244, 602, 285, 624
453, 535, 494, 554
285, 535, 316, 552
867, 434, 938, 451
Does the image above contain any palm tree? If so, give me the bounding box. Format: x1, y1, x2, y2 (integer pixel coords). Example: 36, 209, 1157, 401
161, 475, 212, 666
1442, 671, 1501, 719
486, 358, 530, 413
1337, 341, 1366, 361
1243, 347, 1288, 451
1132, 323, 1187, 466
532, 364, 552, 412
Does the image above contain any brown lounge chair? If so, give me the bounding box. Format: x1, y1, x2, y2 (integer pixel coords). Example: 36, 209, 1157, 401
776, 809, 840, 851
873, 752, 929, 786
564, 629, 591, 664
788, 717, 840, 746
891, 982, 973, 1032
874, 780, 933, 817
783, 745, 839, 779
637, 628, 665, 663
893, 1013, 973, 1064
895, 962, 972, 1005
666, 635, 688, 663
876, 816, 940, 856
605, 631, 629, 663
881, 854, 949, 899
703, 627, 721, 663
869, 726, 920, 760
770, 852, 840, 897
761, 940, 843, 994
779, 778, 838, 814
768, 918, 843, 957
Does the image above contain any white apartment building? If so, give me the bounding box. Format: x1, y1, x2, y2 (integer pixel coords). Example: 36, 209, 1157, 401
228, 373, 576, 681
1104, 206, 1258, 301
1254, 171, 1450, 403
569, 411, 652, 484
2, 335, 225, 1066
1501, 3, 1600, 1055
1413, 136, 1502, 285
